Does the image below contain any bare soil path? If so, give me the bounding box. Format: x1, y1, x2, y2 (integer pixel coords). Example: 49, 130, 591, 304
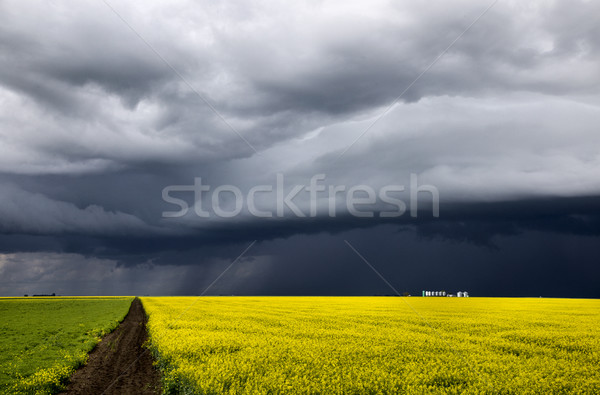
60, 297, 161, 394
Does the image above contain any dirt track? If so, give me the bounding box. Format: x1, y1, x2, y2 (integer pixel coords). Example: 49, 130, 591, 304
60, 297, 161, 395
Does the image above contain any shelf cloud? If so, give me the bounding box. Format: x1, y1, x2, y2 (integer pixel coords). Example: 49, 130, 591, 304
0, 0, 599, 296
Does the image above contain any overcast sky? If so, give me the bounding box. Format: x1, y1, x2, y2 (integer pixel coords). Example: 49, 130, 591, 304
1, 0, 599, 297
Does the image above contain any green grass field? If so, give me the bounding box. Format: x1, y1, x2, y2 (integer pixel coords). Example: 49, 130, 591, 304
0, 297, 133, 394
142, 297, 600, 394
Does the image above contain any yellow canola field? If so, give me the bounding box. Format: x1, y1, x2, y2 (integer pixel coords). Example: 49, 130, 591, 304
141, 297, 600, 394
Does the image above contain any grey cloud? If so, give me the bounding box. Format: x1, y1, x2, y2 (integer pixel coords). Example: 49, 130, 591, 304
0, 184, 161, 236
300, 95, 600, 201
0, 0, 599, 297
223, 0, 600, 115
0, 252, 212, 296
1, 0, 599, 176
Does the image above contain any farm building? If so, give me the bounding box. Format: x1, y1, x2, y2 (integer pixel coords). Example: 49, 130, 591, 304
422, 290, 469, 297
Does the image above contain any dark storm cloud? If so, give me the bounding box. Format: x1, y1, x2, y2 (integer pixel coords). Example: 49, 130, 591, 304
2, 225, 599, 298
0, 0, 599, 296
1, 0, 600, 172
1, 195, 598, 262
0, 184, 164, 236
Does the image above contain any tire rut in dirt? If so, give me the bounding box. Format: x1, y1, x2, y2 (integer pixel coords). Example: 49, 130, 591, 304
60, 297, 161, 395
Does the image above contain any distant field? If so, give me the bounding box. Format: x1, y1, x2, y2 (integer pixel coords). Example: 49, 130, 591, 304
0, 297, 133, 394
142, 297, 600, 394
